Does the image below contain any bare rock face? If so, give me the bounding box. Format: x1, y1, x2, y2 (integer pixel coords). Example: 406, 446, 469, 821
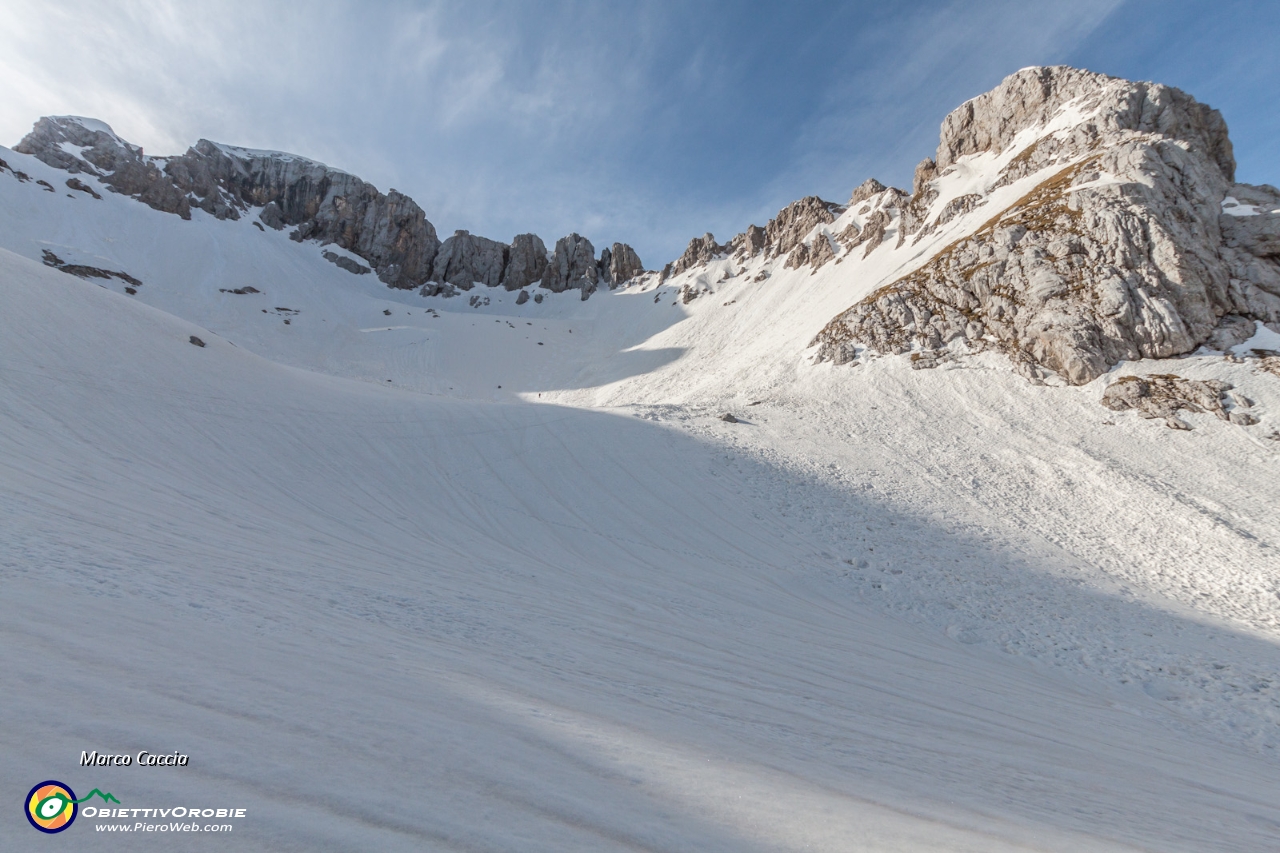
541, 233, 598, 293
668, 233, 723, 279
15, 116, 440, 289
599, 242, 644, 285
431, 230, 509, 290
849, 209, 891, 259
502, 233, 548, 291
807, 233, 837, 270
764, 196, 843, 260
936, 66, 1234, 178
813, 66, 1280, 384
17, 116, 193, 217
848, 178, 887, 207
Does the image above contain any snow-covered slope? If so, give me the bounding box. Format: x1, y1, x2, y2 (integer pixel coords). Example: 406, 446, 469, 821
3, 66, 1280, 851
5, 249, 1280, 852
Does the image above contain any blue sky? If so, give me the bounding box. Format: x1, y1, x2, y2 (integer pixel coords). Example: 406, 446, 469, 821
2, 1, 1276, 265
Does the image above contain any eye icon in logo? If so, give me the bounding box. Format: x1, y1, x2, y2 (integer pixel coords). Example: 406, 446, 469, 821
26, 781, 77, 833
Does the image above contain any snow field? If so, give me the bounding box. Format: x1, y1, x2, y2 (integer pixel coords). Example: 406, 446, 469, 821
2, 114, 1280, 850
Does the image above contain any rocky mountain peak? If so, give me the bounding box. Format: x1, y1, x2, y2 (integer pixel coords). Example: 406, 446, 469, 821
14, 116, 140, 174
935, 65, 1234, 181
645, 66, 1273, 387
13, 116, 648, 296
807, 66, 1276, 385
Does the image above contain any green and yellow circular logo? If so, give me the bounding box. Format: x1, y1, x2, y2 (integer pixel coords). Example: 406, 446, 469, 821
26, 781, 77, 833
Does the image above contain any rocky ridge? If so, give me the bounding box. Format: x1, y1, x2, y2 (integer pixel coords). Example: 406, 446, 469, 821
13, 68, 1280, 388
805, 67, 1280, 384
15, 116, 644, 296
653, 67, 1279, 387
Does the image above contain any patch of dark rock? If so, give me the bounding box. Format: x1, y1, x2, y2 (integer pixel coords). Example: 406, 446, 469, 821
253, 221, 264, 232
36, 179, 53, 192
41, 248, 142, 287
323, 250, 371, 275
383, 309, 392, 316
65, 177, 102, 199
515, 289, 530, 305
125, 287, 137, 295
719, 413, 739, 423
534, 293, 544, 304
189, 336, 205, 347
219, 286, 260, 295
0, 158, 32, 182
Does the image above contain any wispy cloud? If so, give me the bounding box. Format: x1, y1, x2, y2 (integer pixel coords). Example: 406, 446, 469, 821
6, 0, 1271, 266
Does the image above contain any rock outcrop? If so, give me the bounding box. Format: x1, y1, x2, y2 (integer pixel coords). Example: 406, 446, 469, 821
502, 233, 549, 291
541, 233, 598, 294
848, 178, 887, 207
16, 117, 441, 289
14, 116, 643, 300
1100, 374, 1257, 428
764, 196, 844, 261
599, 242, 645, 286
666, 233, 724, 280
431, 230, 509, 289
322, 250, 371, 275
811, 66, 1280, 384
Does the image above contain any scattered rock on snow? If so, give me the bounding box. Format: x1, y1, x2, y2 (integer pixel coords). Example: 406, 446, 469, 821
1100, 374, 1240, 426
41, 248, 143, 288
323, 250, 371, 275
189, 335, 205, 347
65, 177, 102, 199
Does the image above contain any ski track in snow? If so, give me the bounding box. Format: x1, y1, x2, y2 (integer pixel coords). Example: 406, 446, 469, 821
1, 140, 1280, 852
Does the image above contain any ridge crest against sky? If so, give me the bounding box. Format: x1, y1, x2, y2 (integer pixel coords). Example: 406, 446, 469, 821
2, 0, 1276, 263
